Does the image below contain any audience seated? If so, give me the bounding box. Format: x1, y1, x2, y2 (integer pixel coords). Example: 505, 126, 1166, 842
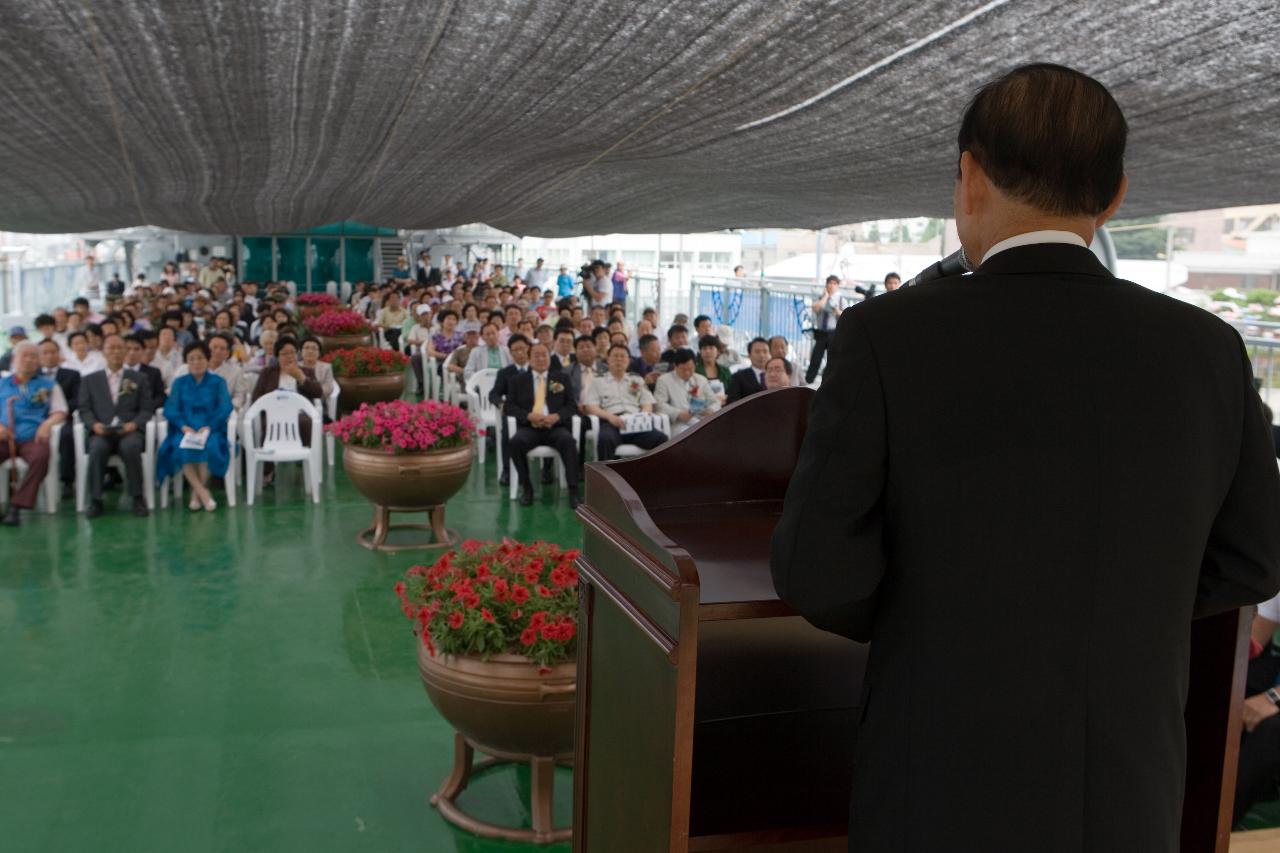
125, 333, 166, 405
694, 335, 731, 404
768, 336, 803, 386
157, 341, 233, 512
36, 337, 79, 499
654, 348, 720, 429
63, 330, 106, 376
79, 333, 155, 518
505, 342, 581, 508
0, 342, 69, 525
299, 338, 335, 401
726, 337, 771, 403
763, 356, 792, 391
465, 323, 513, 382
580, 344, 667, 461
489, 335, 531, 487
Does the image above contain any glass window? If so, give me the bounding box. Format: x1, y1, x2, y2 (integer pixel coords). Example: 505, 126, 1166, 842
344, 238, 375, 283
621, 250, 656, 268
310, 238, 340, 293
241, 237, 273, 282
276, 237, 307, 289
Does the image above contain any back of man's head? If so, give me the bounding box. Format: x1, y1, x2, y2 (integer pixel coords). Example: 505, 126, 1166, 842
958, 63, 1126, 217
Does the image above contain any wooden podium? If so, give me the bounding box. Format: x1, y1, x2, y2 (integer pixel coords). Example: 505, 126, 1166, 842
573, 387, 1250, 853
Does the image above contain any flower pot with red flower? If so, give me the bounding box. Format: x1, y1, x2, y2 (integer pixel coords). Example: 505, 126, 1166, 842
295, 292, 341, 320
396, 539, 580, 844
323, 346, 409, 412
327, 399, 475, 551
304, 309, 373, 352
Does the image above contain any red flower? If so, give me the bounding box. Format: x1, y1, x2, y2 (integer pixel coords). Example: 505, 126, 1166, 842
530, 611, 547, 629
511, 584, 530, 604
394, 581, 407, 599
520, 627, 538, 647
461, 539, 483, 554
537, 584, 553, 598
463, 592, 481, 610
448, 611, 464, 629
481, 608, 495, 623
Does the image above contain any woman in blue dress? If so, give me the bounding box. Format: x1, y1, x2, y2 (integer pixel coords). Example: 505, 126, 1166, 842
157, 341, 233, 512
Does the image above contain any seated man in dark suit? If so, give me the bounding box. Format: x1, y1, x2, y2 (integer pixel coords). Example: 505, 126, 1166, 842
505, 342, 581, 508
629, 333, 663, 389
77, 333, 155, 518
489, 334, 531, 487
124, 333, 166, 405
36, 337, 79, 500
726, 337, 771, 403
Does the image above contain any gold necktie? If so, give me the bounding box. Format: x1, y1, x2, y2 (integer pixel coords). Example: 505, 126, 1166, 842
534, 373, 547, 414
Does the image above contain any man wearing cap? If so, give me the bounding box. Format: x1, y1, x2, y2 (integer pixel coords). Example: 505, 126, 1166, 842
0, 342, 69, 525
446, 327, 481, 381
0, 326, 29, 373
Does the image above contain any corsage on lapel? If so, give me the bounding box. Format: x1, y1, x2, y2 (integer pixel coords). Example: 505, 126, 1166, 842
549, 380, 565, 395
119, 378, 138, 397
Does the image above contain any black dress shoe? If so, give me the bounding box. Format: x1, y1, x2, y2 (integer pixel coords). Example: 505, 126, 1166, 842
518, 486, 534, 507
498, 474, 510, 487
568, 490, 582, 510
61, 482, 74, 500
86, 500, 105, 519
2, 505, 21, 526
132, 497, 150, 518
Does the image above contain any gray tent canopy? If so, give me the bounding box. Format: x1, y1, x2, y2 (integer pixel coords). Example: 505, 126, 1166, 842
0, 0, 1275, 237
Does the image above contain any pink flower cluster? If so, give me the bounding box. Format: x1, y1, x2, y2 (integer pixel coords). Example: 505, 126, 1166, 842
296, 293, 340, 306
325, 399, 474, 453
304, 309, 370, 336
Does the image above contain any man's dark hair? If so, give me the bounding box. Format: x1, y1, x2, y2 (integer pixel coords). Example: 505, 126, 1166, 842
884, 271, 900, 284
825, 275, 840, 285
73, 297, 89, 308
85, 322, 103, 337
667, 324, 688, 341
638, 334, 659, 349
554, 327, 575, 341
274, 336, 299, 357
67, 331, 87, 345
34, 313, 55, 328
608, 343, 631, 357
507, 333, 531, 350
957, 63, 1126, 216
574, 335, 595, 349
747, 336, 770, 354
692, 314, 711, 329
592, 326, 610, 339
670, 348, 696, 367
211, 332, 235, 348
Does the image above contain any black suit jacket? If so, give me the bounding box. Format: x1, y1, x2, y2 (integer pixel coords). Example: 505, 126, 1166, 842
726, 366, 763, 403
489, 364, 524, 407
417, 264, 442, 286
135, 363, 165, 405
78, 368, 155, 430
504, 368, 577, 429
770, 243, 1280, 853
45, 367, 80, 414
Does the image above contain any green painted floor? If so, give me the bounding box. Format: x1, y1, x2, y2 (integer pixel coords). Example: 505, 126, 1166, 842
0, 460, 581, 853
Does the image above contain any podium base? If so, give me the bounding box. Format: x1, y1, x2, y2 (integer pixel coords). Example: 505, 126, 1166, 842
357, 504, 457, 552
430, 732, 572, 845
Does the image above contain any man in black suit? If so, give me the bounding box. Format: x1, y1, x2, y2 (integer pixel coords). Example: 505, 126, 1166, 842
36, 337, 79, 499
725, 337, 770, 403
78, 334, 155, 518
416, 251, 442, 286
489, 334, 531, 487
770, 64, 1280, 853
505, 342, 581, 508
124, 333, 165, 406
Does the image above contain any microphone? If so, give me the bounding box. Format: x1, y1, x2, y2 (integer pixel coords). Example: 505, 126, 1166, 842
903, 248, 973, 288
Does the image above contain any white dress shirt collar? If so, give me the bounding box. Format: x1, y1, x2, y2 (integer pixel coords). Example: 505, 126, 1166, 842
981, 230, 1087, 264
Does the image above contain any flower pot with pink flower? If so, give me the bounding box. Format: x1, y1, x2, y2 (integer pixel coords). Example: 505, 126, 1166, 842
326, 399, 475, 551
323, 346, 409, 412
396, 539, 579, 844
304, 309, 373, 352
295, 292, 341, 320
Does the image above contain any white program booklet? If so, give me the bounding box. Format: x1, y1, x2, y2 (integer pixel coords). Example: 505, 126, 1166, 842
179, 431, 208, 451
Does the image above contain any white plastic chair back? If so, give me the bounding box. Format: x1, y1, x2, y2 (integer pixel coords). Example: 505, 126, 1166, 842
325, 280, 337, 297
241, 391, 322, 504
0, 422, 62, 513
340, 281, 352, 302
504, 415, 580, 501
464, 369, 499, 468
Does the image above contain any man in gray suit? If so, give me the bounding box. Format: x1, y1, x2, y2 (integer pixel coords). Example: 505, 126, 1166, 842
78, 333, 154, 518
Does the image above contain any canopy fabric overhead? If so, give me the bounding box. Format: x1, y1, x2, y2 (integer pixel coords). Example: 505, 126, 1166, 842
0, 1, 1276, 237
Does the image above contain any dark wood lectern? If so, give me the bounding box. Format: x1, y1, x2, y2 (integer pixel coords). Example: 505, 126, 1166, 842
573, 387, 1250, 853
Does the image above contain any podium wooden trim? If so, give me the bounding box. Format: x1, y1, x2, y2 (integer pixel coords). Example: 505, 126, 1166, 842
572, 387, 1251, 853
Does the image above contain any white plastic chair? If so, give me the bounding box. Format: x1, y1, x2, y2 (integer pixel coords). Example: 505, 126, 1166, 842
0, 423, 63, 513
340, 281, 352, 302
72, 416, 156, 512
441, 351, 467, 406
325, 381, 341, 467
325, 280, 337, 298
157, 412, 239, 508
464, 369, 499, 470
241, 392, 323, 504
586, 413, 671, 463
505, 415, 580, 500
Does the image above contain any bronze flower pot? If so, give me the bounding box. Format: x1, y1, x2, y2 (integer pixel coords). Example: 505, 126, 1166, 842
342, 443, 472, 510
418, 648, 576, 756
419, 647, 576, 844
315, 332, 372, 353
335, 371, 405, 412
342, 442, 473, 551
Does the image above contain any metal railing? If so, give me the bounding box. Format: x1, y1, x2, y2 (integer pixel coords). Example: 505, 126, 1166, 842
1, 260, 128, 320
